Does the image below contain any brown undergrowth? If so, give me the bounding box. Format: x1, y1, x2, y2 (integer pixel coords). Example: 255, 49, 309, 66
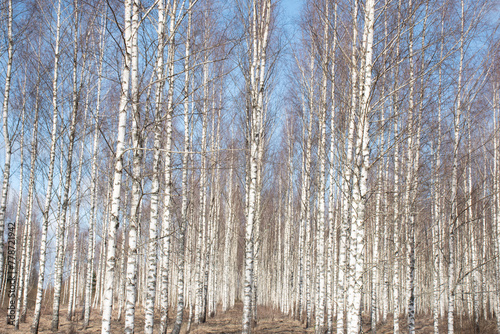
0, 304, 497, 333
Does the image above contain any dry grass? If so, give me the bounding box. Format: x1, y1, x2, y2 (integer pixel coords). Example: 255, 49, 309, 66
189, 303, 313, 334
0, 303, 310, 334
365, 313, 498, 333
0, 305, 498, 333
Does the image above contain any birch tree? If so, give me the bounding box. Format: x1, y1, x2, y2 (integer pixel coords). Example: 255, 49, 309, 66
195, 5, 210, 323
448, 1, 465, 332
432, 8, 445, 333
101, 0, 134, 331
314, 1, 330, 331
171, 3, 192, 332
143, 0, 167, 331
15, 60, 40, 328
123, 0, 143, 331
8, 83, 25, 326
84, 4, 106, 328
51, 1, 83, 328
31, 1, 63, 331
242, 0, 272, 332
0, 0, 14, 289
346, 0, 374, 330
159, 1, 181, 333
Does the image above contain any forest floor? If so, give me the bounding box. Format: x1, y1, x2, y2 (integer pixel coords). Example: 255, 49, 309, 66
0, 303, 311, 334
1, 303, 498, 333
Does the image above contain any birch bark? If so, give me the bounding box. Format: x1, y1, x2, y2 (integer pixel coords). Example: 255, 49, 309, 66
195, 21, 210, 323
297, 84, 312, 321
242, 1, 272, 332
8, 97, 24, 326
302, 55, 314, 328
121, 0, 144, 331
0, 0, 14, 289
433, 10, 445, 334
448, 2, 465, 333
347, 1, 374, 332
327, 7, 338, 332
315, 2, 329, 331
158, 2, 179, 332
143, 1, 167, 332
171, 5, 192, 332
31, 1, 62, 331
405, 3, 416, 331
407, 5, 428, 332
494, 82, 500, 334
392, 2, 402, 331
67, 88, 90, 321
223, 134, 235, 312
101, 0, 133, 331
16, 65, 39, 328
52, 2, 81, 327
340, 1, 359, 330
83, 8, 106, 327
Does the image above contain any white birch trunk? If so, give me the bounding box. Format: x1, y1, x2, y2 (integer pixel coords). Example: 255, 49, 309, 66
347, 1, 374, 332
467, 106, 479, 331
101, 0, 133, 331
448, 2, 465, 333
117, 230, 128, 321
285, 130, 293, 316
371, 125, 384, 334
94, 188, 111, 310
299, 55, 314, 326
67, 90, 89, 321
405, 3, 416, 331
392, 2, 402, 331
315, 2, 329, 331
16, 69, 39, 328
52, 2, 81, 326
346, 0, 360, 331
195, 30, 210, 324
381, 4, 390, 323
31, 1, 62, 331
122, 0, 143, 331
340, 1, 360, 331
171, 6, 192, 332
143, 0, 167, 331
7, 100, 24, 326
67, 11, 93, 322
297, 101, 305, 322
0, 0, 14, 290
433, 10, 445, 333
242, 1, 271, 332
83, 8, 106, 327
158, 2, 179, 332
223, 134, 235, 312
327, 7, 338, 332
408, 6, 428, 332
493, 82, 500, 334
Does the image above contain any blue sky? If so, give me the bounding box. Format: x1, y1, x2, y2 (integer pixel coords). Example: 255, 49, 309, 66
281, 0, 303, 21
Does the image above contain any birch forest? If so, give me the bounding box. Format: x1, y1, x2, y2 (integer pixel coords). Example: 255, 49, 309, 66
0, 0, 499, 333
